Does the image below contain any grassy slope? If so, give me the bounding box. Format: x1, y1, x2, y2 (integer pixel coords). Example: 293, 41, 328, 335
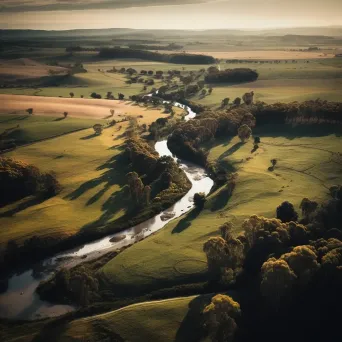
0, 115, 99, 145
52, 295, 211, 342
1, 295, 211, 342
101, 128, 342, 290
195, 59, 342, 105
0, 106, 181, 250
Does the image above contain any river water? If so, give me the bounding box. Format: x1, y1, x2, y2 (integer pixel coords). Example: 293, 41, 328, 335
0, 102, 213, 320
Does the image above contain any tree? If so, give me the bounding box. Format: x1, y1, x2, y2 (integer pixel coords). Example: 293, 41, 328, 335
126, 171, 144, 206
233, 97, 241, 106
220, 222, 233, 241
237, 124, 252, 143
221, 98, 230, 107
201, 89, 207, 96
203, 294, 241, 342
26, 108, 33, 115
276, 201, 298, 223
80, 95, 84, 98
281, 245, 319, 286
260, 258, 297, 306
110, 109, 115, 117
194, 192, 206, 209
118, 93, 125, 100
69, 92, 74, 98
242, 91, 254, 105
207, 66, 219, 74
208, 87, 213, 95
63, 112, 68, 118
93, 124, 103, 135
203, 237, 227, 274
270, 159, 277, 167
254, 136, 260, 144
300, 198, 318, 218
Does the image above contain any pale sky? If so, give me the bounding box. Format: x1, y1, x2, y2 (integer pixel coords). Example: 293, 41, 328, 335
0, 0, 341, 30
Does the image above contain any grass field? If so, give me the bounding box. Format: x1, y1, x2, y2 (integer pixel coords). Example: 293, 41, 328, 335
1, 57, 341, 104
100, 126, 342, 292
0, 114, 101, 145
0, 101, 182, 251
40, 295, 212, 342
1, 295, 213, 342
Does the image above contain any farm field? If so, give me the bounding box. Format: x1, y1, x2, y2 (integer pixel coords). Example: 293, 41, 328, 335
0, 94, 176, 122
100, 128, 342, 292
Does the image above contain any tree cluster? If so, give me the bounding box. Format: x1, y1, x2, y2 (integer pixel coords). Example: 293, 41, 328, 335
202, 188, 342, 341
0, 157, 61, 207
251, 99, 342, 125
167, 107, 255, 165
205, 68, 259, 84
99, 48, 215, 64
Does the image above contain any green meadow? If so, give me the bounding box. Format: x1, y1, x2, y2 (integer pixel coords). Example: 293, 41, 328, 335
100, 127, 342, 292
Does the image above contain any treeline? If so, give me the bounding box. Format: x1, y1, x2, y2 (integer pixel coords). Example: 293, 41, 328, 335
205, 68, 259, 84
65, 46, 100, 52
0, 157, 61, 207
128, 43, 183, 50
98, 47, 215, 64
167, 107, 256, 166
252, 99, 342, 125
201, 185, 342, 342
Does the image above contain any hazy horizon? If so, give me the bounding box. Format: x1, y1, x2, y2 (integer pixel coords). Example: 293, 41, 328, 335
1, 0, 341, 30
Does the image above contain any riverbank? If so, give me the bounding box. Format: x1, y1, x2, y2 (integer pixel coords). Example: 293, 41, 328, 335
0, 101, 214, 320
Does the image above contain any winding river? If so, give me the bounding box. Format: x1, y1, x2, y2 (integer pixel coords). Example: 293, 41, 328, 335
0, 101, 214, 320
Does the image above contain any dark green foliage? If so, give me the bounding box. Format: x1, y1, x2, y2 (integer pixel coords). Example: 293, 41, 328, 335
205, 68, 259, 84
254, 136, 261, 144
99, 48, 215, 64
276, 201, 299, 222
194, 192, 206, 209
0, 157, 61, 207
167, 107, 255, 165
251, 99, 342, 125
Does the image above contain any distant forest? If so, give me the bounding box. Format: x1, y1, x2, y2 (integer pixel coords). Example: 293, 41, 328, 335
98, 47, 215, 64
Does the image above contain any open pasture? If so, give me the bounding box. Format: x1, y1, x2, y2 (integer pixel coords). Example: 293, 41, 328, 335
100, 128, 342, 292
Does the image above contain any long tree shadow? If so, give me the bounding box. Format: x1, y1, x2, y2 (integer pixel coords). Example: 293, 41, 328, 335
218, 141, 244, 161
210, 187, 232, 212
175, 294, 213, 342
66, 154, 127, 202
80, 186, 131, 233
66, 154, 132, 231
0, 196, 46, 218
172, 208, 201, 234
80, 133, 97, 140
